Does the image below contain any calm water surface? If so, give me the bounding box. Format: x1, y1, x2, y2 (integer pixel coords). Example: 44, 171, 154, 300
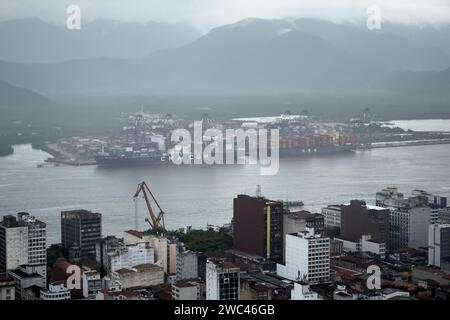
390, 119, 450, 132
1, 143, 450, 244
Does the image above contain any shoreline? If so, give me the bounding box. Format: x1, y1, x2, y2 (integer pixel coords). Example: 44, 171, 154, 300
4, 138, 450, 163
371, 139, 450, 149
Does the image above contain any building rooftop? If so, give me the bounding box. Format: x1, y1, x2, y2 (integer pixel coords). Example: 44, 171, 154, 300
250, 273, 293, 289
115, 268, 133, 274
289, 227, 324, 239
124, 230, 144, 239
173, 281, 199, 289
366, 205, 389, 211
9, 268, 42, 279
61, 209, 101, 219
133, 263, 161, 271
415, 267, 450, 280
53, 259, 72, 271
107, 290, 141, 299
222, 261, 239, 269
289, 211, 313, 219
0, 215, 26, 228
207, 258, 240, 271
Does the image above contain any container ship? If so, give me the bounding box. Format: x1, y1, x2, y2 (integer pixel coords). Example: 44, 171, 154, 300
95, 132, 356, 165
279, 133, 356, 156
95, 143, 168, 165
94, 112, 357, 166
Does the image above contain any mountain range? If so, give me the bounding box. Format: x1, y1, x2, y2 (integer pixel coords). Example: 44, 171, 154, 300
0, 18, 201, 63
0, 17, 449, 98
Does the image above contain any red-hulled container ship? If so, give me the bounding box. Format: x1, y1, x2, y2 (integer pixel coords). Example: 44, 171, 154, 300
279, 132, 356, 156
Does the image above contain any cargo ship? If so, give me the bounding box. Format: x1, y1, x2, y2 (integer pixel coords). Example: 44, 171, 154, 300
95, 153, 166, 165
95, 133, 356, 165
278, 133, 356, 156
95, 143, 168, 165
94, 112, 357, 166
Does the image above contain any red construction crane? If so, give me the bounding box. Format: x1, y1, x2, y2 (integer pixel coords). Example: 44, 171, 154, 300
133, 181, 165, 230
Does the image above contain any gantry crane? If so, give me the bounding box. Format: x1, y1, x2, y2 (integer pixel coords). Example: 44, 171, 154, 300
133, 181, 165, 230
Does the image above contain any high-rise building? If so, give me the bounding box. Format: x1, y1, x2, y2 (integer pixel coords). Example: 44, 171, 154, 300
412, 190, 447, 224
206, 259, 240, 300
439, 208, 450, 224
18, 213, 46, 277
0, 213, 46, 277
321, 204, 343, 229
277, 228, 330, 284
340, 200, 390, 247
123, 230, 169, 273
146, 235, 169, 273
96, 236, 155, 276
233, 194, 284, 262
378, 193, 431, 250
61, 210, 102, 259
113, 243, 154, 274
96, 236, 122, 276
176, 243, 198, 280
428, 224, 450, 269
282, 211, 324, 262
0, 215, 29, 271
376, 187, 404, 206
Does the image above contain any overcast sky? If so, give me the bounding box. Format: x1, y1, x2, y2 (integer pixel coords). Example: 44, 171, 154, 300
1, 0, 450, 31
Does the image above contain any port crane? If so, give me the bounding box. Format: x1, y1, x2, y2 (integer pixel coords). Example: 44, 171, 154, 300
133, 181, 165, 230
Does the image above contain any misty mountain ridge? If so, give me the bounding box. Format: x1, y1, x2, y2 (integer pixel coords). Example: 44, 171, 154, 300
0, 18, 201, 63
0, 80, 49, 106
0, 17, 449, 98
0, 79, 53, 123
379, 67, 450, 97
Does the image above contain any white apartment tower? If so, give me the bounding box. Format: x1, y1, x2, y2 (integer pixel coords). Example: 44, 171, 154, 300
379, 195, 431, 250
109, 243, 155, 273
18, 213, 47, 277
0, 215, 29, 271
277, 228, 330, 284
96, 236, 155, 276
123, 231, 168, 273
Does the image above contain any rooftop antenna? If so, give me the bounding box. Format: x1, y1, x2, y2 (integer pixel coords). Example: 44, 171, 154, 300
256, 184, 262, 197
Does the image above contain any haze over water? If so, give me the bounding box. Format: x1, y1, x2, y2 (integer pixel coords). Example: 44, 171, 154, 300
390, 119, 450, 132
1, 141, 450, 244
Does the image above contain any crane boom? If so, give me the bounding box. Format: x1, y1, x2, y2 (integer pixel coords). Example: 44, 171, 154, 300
133, 181, 165, 230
